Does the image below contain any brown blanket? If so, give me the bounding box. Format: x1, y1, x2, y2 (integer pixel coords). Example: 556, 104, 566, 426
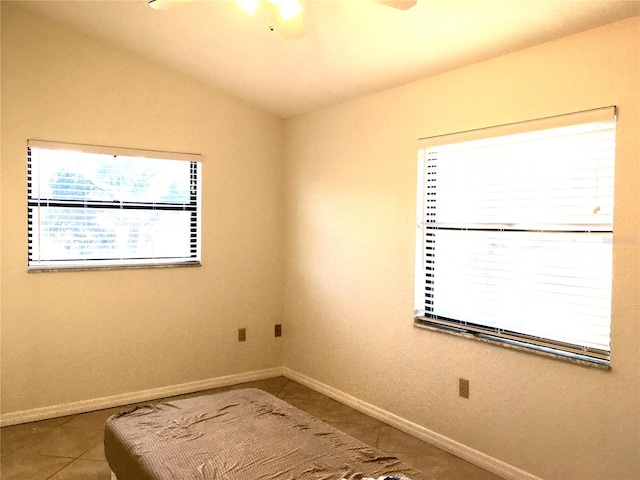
104, 388, 431, 480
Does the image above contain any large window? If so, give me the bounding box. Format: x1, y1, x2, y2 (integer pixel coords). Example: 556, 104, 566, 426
27, 140, 202, 270
414, 107, 616, 366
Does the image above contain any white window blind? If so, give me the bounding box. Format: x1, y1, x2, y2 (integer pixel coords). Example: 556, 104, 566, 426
27, 140, 202, 270
414, 107, 616, 366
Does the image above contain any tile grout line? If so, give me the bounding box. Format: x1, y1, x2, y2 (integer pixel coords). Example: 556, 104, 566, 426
275, 378, 291, 398
42, 456, 76, 480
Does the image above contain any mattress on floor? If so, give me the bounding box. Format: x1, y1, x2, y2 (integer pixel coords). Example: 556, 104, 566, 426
104, 387, 432, 480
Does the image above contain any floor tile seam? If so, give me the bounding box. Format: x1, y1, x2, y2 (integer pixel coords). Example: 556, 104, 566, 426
40, 456, 76, 480
279, 395, 329, 402
57, 423, 98, 431
66, 457, 107, 463
75, 442, 102, 459
325, 419, 384, 428
280, 397, 325, 405
274, 379, 290, 397
386, 449, 454, 464
38, 452, 80, 460
56, 416, 77, 427
0, 448, 21, 460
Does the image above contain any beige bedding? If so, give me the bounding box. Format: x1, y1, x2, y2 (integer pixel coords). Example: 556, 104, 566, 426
104, 388, 431, 480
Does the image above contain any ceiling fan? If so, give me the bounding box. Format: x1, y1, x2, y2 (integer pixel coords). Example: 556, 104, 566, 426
147, 0, 418, 40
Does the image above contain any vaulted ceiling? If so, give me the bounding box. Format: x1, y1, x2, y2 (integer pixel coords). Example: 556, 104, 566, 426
16, 0, 640, 118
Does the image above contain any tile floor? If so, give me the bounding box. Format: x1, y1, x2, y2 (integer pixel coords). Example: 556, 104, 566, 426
0, 376, 504, 480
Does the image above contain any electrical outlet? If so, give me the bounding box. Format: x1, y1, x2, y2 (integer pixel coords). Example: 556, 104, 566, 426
238, 328, 246, 342
459, 378, 470, 399
275, 324, 282, 337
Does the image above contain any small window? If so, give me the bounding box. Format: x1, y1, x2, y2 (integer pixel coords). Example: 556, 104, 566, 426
27, 140, 202, 271
414, 107, 616, 367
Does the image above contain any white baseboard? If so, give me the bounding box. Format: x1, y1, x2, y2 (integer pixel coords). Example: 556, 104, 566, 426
280, 367, 543, 480
0, 367, 283, 427
3, 365, 541, 480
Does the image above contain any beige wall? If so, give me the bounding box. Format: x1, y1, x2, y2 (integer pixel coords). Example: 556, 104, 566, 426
283, 17, 639, 480
2, 3, 639, 480
1, 4, 285, 413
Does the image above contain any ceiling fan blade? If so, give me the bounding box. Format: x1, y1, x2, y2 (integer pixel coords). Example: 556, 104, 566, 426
148, 0, 191, 10
277, 15, 307, 39
371, 0, 417, 10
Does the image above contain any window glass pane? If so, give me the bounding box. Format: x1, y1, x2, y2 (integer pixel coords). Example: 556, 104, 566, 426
429, 122, 615, 229
31, 149, 192, 205
425, 229, 612, 351
28, 142, 201, 270
415, 108, 615, 364
33, 208, 193, 260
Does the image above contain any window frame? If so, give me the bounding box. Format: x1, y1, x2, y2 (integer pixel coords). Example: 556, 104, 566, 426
414, 107, 616, 368
27, 140, 202, 272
